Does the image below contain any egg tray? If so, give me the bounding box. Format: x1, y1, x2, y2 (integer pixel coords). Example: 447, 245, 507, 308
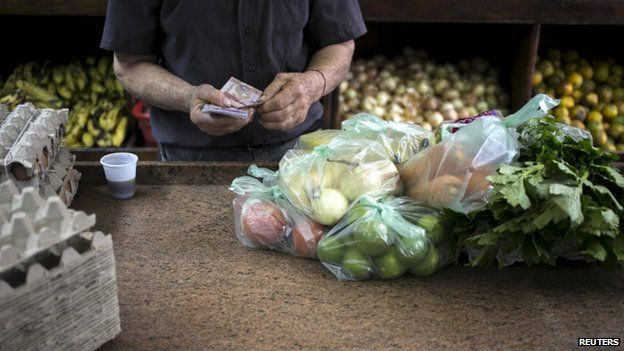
0, 230, 120, 351
0, 181, 95, 273
22, 147, 82, 206
0, 103, 68, 182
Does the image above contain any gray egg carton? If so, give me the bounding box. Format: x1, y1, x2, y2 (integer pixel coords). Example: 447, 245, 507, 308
0, 104, 79, 206
0, 180, 120, 350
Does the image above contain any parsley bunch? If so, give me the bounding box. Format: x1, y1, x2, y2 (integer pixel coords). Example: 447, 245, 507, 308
462, 118, 624, 267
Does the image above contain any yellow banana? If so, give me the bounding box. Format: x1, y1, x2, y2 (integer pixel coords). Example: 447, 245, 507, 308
104, 77, 116, 93
81, 133, 94, 147
52, 68, 64, 84
16, 80, 59, 102
86, 56, 96, 67
58, 85, 72, 100
97, 56, 112, 76
112, 116, 128, 147
64, 69, 75, 91
87, 67, 101, 81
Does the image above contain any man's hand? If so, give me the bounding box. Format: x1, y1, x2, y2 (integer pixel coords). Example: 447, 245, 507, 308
257, 72, 323, 131
189, 84, 253, 136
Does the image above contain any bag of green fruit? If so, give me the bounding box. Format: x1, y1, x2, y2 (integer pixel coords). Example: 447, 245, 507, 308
230, 166, 326, 258
278, 138, 403, 227
399, 94, 560, 214
316, 196, 454, 281
341, 113, 434, 164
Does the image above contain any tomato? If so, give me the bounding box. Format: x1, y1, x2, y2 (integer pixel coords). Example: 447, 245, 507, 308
241, 199, 287, 247
291, 219, 325, 257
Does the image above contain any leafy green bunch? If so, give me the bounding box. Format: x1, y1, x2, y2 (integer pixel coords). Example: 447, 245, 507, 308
463, 118, 624, 267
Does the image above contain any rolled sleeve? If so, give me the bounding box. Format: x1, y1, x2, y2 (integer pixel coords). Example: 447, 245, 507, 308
100, 0, 163, 55
305, 0, 367, 50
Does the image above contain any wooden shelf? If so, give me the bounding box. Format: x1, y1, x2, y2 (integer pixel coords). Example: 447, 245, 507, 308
0, 0, 106, 16
359, 0, 624, 25
1, 1, 624, 25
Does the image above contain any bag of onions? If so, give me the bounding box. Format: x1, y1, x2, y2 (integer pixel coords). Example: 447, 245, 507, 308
316, 196, 454, 281
278, 138, 403, 227
399, 94, 560, 214
230, 166, 326, 258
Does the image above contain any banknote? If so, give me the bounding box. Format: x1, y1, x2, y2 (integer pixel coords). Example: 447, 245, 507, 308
201, 77, 264, 118
201, 104, 249, 119
221, 77, 263, 106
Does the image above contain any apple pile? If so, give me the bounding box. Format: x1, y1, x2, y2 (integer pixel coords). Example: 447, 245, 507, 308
339, 47, 510, 130
278, 138, 403, 226
316, 196, 453, 280
533, 49, 624, 151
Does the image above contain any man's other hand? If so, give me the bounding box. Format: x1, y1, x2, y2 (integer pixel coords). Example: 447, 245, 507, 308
189, 84, 253, 136
257, 72, 323, 131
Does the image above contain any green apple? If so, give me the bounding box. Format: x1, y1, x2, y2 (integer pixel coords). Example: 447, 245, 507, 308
417, 215, 446, 244
394, 235, 430, 268
317, 235, 345, 264
342, 248, 373, 280
354, 220, 392, 256
409, 247, 440, 277
374, 250, 406, 279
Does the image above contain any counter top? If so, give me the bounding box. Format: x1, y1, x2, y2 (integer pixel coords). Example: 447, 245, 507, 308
70, 164, 624, 350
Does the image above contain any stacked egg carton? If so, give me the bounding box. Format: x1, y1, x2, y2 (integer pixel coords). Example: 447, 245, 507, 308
0, 180, 120, 351
0, 103, 81, 205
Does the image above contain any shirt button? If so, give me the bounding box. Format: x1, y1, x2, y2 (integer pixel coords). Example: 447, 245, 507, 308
244, 27, 252, 35
247, 64, 255, 72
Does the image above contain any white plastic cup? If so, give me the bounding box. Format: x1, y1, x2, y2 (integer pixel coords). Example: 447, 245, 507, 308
99, 152, 138, 199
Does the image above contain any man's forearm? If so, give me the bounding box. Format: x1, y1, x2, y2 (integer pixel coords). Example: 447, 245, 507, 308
306, 40, 355, 100
113, 53, 194, 113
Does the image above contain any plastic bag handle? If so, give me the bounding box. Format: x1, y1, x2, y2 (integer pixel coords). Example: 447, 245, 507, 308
503, 94, 560, 129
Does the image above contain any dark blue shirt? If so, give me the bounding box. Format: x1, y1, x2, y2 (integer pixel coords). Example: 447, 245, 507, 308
101, 0, 366, 148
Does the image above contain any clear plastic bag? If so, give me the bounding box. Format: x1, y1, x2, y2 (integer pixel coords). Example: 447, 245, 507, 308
296, 129, 345, 151
399, 94, 560, 213
316, 196, 454, 281
230, 166, 326, 258
278, 138, 403, 226
341, 113, 434, 164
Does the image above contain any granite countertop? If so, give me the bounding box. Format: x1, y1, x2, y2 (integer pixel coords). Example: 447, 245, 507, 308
71, 176, 624, 350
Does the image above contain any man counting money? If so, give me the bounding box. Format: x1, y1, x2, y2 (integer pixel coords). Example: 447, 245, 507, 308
101, 1, 367, 161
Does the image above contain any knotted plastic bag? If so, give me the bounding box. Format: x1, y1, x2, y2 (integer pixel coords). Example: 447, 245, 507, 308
399, 94, 560, 213
296, 114, 434, 165
316, 196, 454, 281
230, 166, 325, 258
278, 138, 403, 226
342, 113, 434, 164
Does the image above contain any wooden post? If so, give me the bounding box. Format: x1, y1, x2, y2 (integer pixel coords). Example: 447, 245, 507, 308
511, 24, 541, 110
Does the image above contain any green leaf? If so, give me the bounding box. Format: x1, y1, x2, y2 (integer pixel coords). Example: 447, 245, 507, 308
583, 180, 623, 212
581, 240, 608, 261
548, 183, 584, 226
595, 165, 624, 189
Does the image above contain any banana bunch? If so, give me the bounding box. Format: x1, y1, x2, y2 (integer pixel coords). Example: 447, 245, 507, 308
0, 57, 130, 148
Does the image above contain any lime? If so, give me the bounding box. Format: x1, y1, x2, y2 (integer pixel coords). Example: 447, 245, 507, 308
374, 250, 406, 279
317, 235, 345, 264
416, 215, 446, 244
394, 236, 430, 268
354, 220, 391, 256
342, 248, 372, 280
409, 248, 441, 277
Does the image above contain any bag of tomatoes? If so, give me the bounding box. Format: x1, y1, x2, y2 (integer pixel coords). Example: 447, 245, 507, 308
399, 94, 560, 214
316, 196, 455, 281
230, 166, 326, 258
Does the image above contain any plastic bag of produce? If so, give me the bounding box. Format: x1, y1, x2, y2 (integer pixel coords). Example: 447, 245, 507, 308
341, 113, 434, 164
316, 196, 454, 281
296, 129, 345, 151
399, 94, 560, 214
278, 138, 403, 226
230, 166, 326, 258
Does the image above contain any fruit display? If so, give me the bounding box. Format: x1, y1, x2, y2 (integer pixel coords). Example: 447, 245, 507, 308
533, 49, 624, 151
399, 94, 559, 213
298, 113, 434, 165
339, 47, 510, 130
0, 57, 129, 148
316, 196, 454, 281
230, 166, 326, 258
278, 138, 403, 226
